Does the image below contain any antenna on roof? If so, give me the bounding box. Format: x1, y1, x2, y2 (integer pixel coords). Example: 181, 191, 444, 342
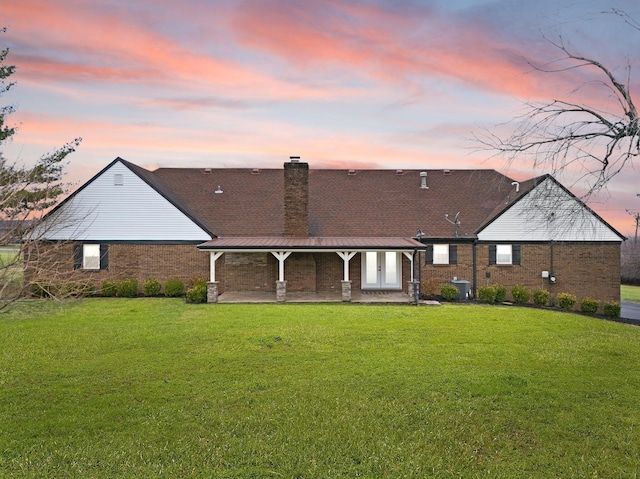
444, 212, 460, 226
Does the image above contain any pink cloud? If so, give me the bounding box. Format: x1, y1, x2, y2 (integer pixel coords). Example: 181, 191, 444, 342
4, 1, 361, 101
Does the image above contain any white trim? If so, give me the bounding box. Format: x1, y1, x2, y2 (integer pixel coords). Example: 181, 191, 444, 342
209, 252, 224, 282
271, 251, 292, 282
337, 251, 357, 281
403, 251, 414, 281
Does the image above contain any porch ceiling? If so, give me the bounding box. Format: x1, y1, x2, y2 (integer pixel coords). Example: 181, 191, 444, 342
197, 236, 424, 251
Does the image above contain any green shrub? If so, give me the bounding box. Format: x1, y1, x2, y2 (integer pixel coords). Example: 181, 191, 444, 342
165, 278, 185, 297
186, 279, 208, 304
116, 279, 138, 298
533, 289, 550, 307
557, 292, 577, 310
494, 284, 507, 303
63, 280, 96, 297
440, 283, 459, 301
30, 281, 55, 298
143, 277, 162, 297
580, 297, 600, 315
101, 280, 117, 297
478, 285, 496, 303
511, 285, 530, 304
603, 301, 621, 319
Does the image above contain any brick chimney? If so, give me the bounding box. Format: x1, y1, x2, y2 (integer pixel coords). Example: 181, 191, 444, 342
284, 157, 309, 237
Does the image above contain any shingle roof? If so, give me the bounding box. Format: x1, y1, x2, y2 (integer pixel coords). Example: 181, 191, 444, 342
152, 167, 517, 240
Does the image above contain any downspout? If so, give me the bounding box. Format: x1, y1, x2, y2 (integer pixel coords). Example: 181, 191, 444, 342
413, 249, 419, 305
472, 240, 477, 299
549, 240, 554, 283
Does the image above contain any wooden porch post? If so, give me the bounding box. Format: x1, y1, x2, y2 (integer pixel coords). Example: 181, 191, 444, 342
271, 251, 291, 302
337, 251, 356, 302
208, 252, 223, 303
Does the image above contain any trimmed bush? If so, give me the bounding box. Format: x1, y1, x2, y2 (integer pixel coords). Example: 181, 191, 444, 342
478, 285, 496, 303
143, 277, 162, 297
186, 279, 207, 304
116, 279, 138, 298
511, 285, 530, 304
101, 280, 117, 297
580, 297, 600, 315
440, 283, 459, 301
603, 301, 621, 319
557, 292, 577, 310
165, 278, 185, 298
63, 280, 96, 297
494, 284, 507, 303
533, 289, 550, 307
30, 281, 55, 298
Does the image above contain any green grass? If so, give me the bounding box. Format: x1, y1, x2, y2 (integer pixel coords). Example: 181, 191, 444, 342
2, 299, 640, 478
621, 284, 640, 303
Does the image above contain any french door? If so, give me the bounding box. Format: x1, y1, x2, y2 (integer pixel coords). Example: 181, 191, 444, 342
361, 251, 401, 290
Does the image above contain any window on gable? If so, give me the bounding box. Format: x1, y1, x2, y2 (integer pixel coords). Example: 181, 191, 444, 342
74, 243, 109, 271
489, 244, 521, 265
425, 245, 457, 265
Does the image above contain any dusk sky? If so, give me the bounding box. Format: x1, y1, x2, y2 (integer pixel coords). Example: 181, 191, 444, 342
3, 0, 640, 234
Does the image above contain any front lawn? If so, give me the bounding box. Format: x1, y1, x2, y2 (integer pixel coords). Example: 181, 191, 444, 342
1, 299, 639, 478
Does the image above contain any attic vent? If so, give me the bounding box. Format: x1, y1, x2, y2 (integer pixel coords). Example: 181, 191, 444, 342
443, 169, 451, 176
420, 171, 428, 189
395, 169, 404, 175
348, 169, 356, 175
203, 168, 212, 174
114, 173, 124, 186
214, 185, 223, 194
252, 168, 260, 174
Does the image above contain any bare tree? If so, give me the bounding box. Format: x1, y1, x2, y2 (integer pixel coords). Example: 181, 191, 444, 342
476, 9, 639, 200
0, 28, 82, 310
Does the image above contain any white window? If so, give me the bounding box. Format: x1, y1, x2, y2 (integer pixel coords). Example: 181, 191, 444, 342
433, 244, 449, 264
496, 244, 512, 265
83, 244, 100, 270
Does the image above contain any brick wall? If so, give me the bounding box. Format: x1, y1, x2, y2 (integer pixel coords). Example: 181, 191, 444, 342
223, 252, 275, 292
315, 253, 342, 293
420, 244, 475, 296
419, 242, 620, 307
27, 242, 209, 293
29, 241, 617, 304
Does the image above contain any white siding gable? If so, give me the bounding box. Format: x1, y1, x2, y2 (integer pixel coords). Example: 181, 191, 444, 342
41, 161, 211, 241
477, 178, 621, 242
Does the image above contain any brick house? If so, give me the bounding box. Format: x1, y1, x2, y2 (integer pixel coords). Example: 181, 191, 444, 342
33, 156, 624, 305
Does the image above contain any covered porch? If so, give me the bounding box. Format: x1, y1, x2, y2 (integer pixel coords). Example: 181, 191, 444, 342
214, 290, 412, 304
197, 236, 424, 304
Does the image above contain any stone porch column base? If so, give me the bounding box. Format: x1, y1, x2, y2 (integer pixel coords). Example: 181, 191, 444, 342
341, 280, 352, 302
207, 281, 219, 303
276, 280, 287, 302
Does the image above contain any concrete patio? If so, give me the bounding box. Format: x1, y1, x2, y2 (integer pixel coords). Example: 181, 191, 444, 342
216, 290, 413, 304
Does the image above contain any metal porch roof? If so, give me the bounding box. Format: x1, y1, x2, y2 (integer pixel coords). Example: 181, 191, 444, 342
197, 236, 424, 251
